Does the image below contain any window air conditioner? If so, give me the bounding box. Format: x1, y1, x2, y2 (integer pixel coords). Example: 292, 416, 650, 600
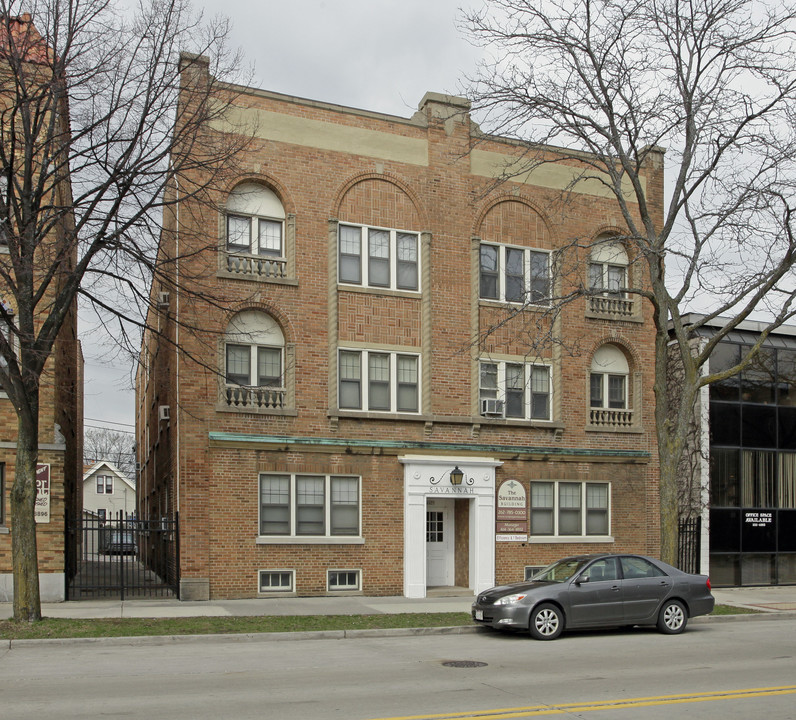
158, 405, 170, 421
481, 398, 504, 416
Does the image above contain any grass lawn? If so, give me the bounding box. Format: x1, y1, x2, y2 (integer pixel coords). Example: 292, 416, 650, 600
0, 605, 758, 641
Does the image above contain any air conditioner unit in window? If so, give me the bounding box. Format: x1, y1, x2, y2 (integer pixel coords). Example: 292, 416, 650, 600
481, 398, 504, 416
158, 405, 170, 421
156, 291, 170, 309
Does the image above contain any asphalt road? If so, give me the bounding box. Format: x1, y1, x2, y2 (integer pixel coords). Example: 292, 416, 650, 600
1, 617, 794, 719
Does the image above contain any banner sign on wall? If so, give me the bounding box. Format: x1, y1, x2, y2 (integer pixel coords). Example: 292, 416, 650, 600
35, 463, 51, 524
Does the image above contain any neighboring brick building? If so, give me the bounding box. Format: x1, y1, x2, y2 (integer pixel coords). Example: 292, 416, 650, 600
136, 53, 663, 600
0, 14, 83, 602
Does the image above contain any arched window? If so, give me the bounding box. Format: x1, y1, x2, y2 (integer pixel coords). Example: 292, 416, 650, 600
589, 239, 628, 296
226, 183, 285, 258
590, 344, 629, 410
224, 310, 285, 409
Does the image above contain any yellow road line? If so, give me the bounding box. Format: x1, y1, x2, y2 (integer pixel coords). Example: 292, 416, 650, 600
367, 685, 796, 720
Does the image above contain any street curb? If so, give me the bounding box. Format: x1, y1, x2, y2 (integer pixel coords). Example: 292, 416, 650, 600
3, 611, 793, 649
5, 623, 484, 649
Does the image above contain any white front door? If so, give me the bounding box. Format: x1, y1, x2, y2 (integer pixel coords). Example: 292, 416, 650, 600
426, 499, 454, 586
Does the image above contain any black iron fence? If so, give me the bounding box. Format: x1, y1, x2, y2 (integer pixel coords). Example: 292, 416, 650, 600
66, 511, 179, 600
678, 516, 702, 575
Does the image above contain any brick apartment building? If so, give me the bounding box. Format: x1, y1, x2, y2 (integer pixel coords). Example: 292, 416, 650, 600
0, 15, 82, 602
136, 53, 663, 600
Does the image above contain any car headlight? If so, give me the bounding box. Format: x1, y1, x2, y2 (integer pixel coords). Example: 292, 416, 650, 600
495, 593, 527, 605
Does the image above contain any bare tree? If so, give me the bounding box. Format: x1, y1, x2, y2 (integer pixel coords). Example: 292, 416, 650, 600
463, 0, 796, 564
84, 427, 135, 480
0, 0, 249, 621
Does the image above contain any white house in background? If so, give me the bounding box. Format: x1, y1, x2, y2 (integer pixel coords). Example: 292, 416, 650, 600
82, 461, 136, 519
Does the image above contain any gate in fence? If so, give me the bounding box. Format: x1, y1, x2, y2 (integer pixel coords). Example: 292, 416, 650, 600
66, 511, 179, 600
678, 516, 702, 575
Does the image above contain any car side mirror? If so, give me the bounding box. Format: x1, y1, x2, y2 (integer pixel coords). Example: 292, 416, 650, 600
575, 575, 589, 585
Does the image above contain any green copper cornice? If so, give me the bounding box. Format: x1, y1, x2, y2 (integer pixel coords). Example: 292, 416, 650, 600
207, 432, 650, 461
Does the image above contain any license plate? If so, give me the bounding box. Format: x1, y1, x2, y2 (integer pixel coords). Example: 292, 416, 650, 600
475, 609, 484, 621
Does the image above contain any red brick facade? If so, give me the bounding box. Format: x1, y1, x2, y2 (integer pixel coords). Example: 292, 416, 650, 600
137, 55, 662, 600
0, 15, 82, 602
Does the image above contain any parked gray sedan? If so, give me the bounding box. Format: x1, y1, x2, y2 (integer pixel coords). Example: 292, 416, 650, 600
472, 553, 714, 640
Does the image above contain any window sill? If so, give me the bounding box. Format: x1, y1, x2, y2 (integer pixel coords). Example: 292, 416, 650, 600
217, 404, 298, 417
585, 424, 643, 434
337, 284, 420, 299
527, 536, 614, 544
0, 526, 9, 535
479, 299, 550, 311
476, 417, 562, 428
217, 269, 298, 286
256, 536, 364, 545
330, 409, 427, 421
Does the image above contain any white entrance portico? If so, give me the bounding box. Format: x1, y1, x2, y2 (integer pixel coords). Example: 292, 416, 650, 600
400, 455, 501, 598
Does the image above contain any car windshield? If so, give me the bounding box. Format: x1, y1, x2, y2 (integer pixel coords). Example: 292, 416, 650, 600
532, 558, 587, 583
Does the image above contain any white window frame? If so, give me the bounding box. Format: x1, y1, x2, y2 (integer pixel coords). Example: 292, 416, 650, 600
590, 372, 627, 409
327, 569, 361, 592
479, 360, 552, 421
226, 213, 284, 258
479, 242, 550, 305
258, 569, 295, 593
589, 240, 628, 297
96, 475, 113, 494
225, 343, 283, 389
529, 481, 611, 539
338, 223, 420, 292
338, 348, 420, 414
258, 473, 362, 542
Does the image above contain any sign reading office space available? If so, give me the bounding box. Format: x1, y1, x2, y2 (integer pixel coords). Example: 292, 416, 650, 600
35, 463, 51, 524
496, 479, 527, 540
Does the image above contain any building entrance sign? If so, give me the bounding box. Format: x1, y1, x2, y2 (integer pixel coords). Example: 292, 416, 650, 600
496, 478, 527, 540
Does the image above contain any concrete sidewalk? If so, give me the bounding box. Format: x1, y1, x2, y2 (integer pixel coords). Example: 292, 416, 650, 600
2, 585, 796, 620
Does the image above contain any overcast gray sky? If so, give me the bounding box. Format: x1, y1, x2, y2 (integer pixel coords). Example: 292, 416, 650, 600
82, 0, 483, 434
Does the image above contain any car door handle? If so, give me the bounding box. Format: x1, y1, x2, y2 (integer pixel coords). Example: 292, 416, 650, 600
611, 585, 621, 592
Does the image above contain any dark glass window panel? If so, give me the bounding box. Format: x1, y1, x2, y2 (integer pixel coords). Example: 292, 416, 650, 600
479, 245, 498, 299
707, 554, 740, 586
742, 405, 777, 448
742, 347, 776, 404
710, 403, 740, 445
710, 508, 741, 552
777, 349, 796, 406
505, 248, 525, 302
530, 251, 549, 303
778, 510, 796, 551
777, 554, 796, 583
710, 342, 740, 401
741, 510, 776, 551
778, 407, 796, 449
741, 554, 775, 585
710, 448, 740, 507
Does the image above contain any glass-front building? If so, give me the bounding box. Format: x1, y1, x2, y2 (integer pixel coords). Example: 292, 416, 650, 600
709, 336, 796, 585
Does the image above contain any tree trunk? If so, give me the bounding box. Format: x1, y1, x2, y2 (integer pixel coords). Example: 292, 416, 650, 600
10, 414, 42, 622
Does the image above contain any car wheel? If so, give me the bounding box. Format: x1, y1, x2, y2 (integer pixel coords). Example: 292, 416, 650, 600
529, 603, 564, 640
657, 599, 687, 634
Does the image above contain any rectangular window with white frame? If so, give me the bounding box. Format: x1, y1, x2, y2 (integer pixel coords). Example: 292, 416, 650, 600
259, 474, 361, 538
328, 569, 361, 591
529, 481, 610, 537
338, 223, 419, 291
259, 570, 294, 593
479, 243, 550, 304
339, 349, 419, 413
479, 361, 551, 420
